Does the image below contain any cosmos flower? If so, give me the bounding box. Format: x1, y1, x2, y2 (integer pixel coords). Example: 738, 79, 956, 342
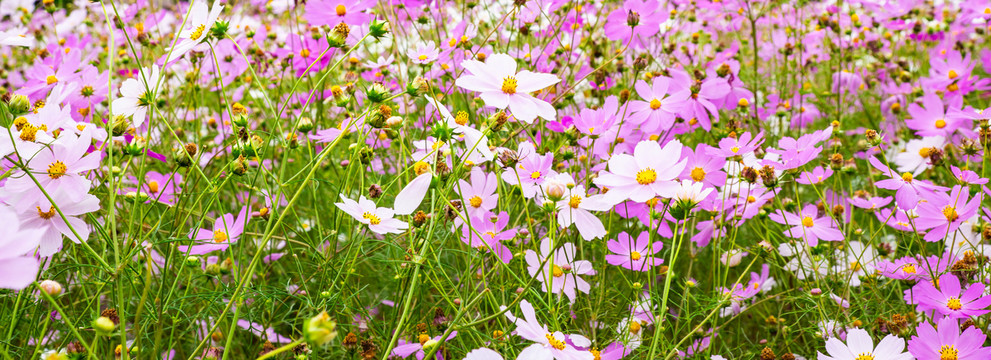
817, 327, 912, 360
525, 238, 595, 303
178, 206, 250, 255
112, 66, 161, 128
594, 140, 687, 204
455, 53, 560, 123
908, 317, 991, 360
769, 204, 844, 247
906, 273, 991, 319
605, 231, 663, 271
163, 0, 224, 65
502, 299, 595, 360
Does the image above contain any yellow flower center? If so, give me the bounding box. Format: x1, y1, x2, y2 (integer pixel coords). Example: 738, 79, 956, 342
935, 119, 946, 129
335, 4, 347, 16
530, 171, 541, 180
850, 261, 862, 272
418, 54, 428, 61
940, 345, 959, 360
190, 24, 206, 41
942, 206, 959, 222
947, 297, 962, 310
213, 230, 228, 243
469, 196, 483, 208
455, 111, 469, 126
903, 264, 916, 274
802, 216, 815, 227
46, 75, 58, 85
417, 333, 430, 345
738, 98, 749, 107
552, 264, 563, 277
629, 321, 642, 334
636, 168, 657, 185
501, 76, 518, 95
148, 180, 160, 194
545, 334, 566, 350
901, 172, 913, 182
47, 161, 67, 179
948, 70, 958, 80
919, 147, 932, 157
590, 348, 601, 360
854, 353, 874, 360
300, 48, 311, 58
747, 195, 757, 203
362, 212, 381, 225
731, 146, 740, 153
37, 206, 56, 220
649, 99, 661, 110
630, 251, 642, 260
690, 167, 706, 182
568, 195, 582, 209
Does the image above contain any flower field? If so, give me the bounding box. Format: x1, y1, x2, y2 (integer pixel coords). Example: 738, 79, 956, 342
1, 0, 991, 359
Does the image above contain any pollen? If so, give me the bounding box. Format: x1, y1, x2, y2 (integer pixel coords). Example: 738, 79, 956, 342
738, 98, 749, 107
747, 195, 756, 203
501, 76, 518, 94
469, 195, 483, 208
942, 205, 959, 222
919, 147, 932, 157
690, 167, 706, 182
630, 251, 642, 261
213, 230, 228, 243
902, 264, 916, 274
47, 161, 67, 179
801, 216, 815, 227
37, 206, 57, 220
635, 168, 657, 185
417, 333, 430, 345
46, 75, 58, 85
552, 264, 563, 277
649, 98, 661, 110
948, 69, 958, 79
901, 172, 913, 182
362, 212, 382, 225
850, 261, 862, 272
939, 344, 959, 360
418, 54, 428, 61
190, 24, 206, 41
455, 111, 469, 126
300, 48, 311, 58
730, 146, 740, 153
530, 171, 542, 180
935, 119, 946, 129
854, 353, 874, 360
148, 180, 160, 194
544, 334, 566, 350
947, 297, 962, 310
568, 195, 582, 209
335, 4, 347, 15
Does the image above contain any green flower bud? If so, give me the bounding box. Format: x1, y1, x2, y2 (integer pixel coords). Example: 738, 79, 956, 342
304, 311, 338, 348
93, 316, 116, 335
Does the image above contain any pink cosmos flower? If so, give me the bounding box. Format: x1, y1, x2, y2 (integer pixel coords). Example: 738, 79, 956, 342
18, 191, 100, 257
456, 211, 516, 264
335, 173, 432, 235
525, 238, 595, 303
178, 206, 250, 255
455, 53, 560, 123
768, 204, 844, 247
707, 131, 764, 158
914, 185, 981, 242
549, 173, 612, 241
455, 167, 499, 219
501, 142, 556, 199
627, 76, 688, 132
572, 96, 619, 137
605, 231, 663, 271
818, 327, 912, 360
594, 140, 687, 204
502, 299, 594, 360
870, 156, 947, 210
408, 41, 439, 65
905, 93, 970, 137
304, 0, 375, 27
908, 317, 991, 360
0, 204, 44, 290
392, 332, 457, 360
906, 273, 991, 319
679, 144, 727, 189
4, 132, 101, 212
463, 348, 503, 360
797, 166, 834, 185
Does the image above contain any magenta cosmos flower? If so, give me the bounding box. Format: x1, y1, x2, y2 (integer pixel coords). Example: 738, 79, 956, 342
304, 0, 375, 27
456, 167, 498, 219
455, 53, 560, 123
178, 206, 250, 255
908, 317, 991, 360
605, 231, 663, 271
768, 204, 843, 247
456, 211, 516, 264
628, 76, 688, 132
818, 327, 912, 360
525, 238, 595, 303
594, 139, 687, 204
906, 273, 991, 319
914, 185, 982, 242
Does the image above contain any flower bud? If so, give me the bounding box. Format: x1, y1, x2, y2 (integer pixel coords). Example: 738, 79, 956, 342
8, 94, 30, 114
328, 23, 350, 48
627, 10, 640, 27
93, 316, 116, 335
297, 117, 314, 133
304, 311, 338, 348
368, 19, 390, 39
39, 280, 63, 296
